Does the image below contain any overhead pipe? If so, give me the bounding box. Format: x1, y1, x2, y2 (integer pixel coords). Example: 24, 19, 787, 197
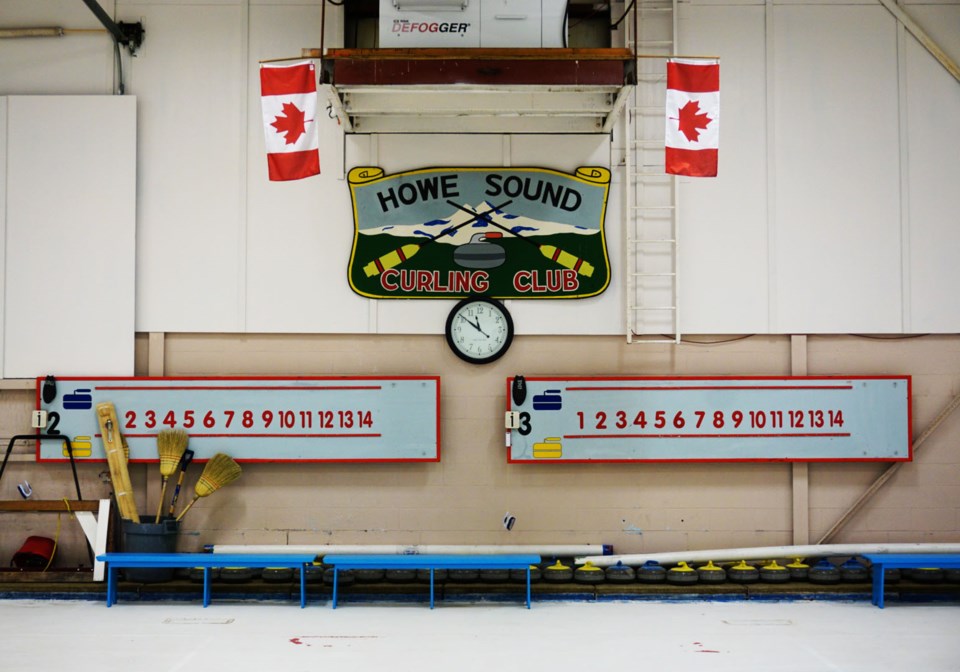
208, 543, 612, 556
576, 543, 960, 568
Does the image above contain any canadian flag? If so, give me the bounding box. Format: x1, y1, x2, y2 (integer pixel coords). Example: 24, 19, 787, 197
260, 62, 320, 181
665, 58, 719, 177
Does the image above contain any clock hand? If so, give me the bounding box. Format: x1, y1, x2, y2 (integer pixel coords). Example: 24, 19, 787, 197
459, 314, 490, 337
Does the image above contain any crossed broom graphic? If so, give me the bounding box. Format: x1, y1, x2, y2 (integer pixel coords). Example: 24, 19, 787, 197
362, 199, 595, 279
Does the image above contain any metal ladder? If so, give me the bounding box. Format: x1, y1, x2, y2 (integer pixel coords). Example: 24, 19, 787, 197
621, 0, 680, 344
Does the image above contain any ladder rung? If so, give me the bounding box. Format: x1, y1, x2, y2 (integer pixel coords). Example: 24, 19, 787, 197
631, 205, 675, 211
631, 306, 678, 311
629, 238, 676, 244
631, 140, 665, 147
632, 272, 676, 277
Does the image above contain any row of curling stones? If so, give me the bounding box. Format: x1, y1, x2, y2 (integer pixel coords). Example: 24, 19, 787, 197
171, 557, 958, 586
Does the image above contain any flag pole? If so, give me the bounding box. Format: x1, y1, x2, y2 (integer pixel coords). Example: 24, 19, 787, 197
636, 54, 719, 60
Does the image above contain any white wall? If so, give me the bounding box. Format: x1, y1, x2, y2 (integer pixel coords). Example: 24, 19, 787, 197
0, 0, 958, 339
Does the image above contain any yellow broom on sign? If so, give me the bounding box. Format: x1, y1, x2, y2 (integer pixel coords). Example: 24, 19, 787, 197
361, 200, 514, 277
175, 453, 242, 522
155, 429, 189, 523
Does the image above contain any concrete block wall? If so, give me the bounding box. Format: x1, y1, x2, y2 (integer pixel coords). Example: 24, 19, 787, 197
5, 332, 956, 566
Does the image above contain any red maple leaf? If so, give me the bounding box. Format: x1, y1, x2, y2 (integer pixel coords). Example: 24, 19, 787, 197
676, 100, 712, 143
271, 102, 307, 145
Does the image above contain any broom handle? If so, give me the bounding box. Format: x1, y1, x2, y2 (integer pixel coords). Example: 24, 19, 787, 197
167, 449, 194, 517
155, 478, 170, 524
174, 495, 200, 522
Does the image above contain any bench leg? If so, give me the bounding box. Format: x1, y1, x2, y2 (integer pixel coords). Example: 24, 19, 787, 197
106, 565, 115, 606
332, 568, 338, 609
526, 567, 531, 609
872, 564, 885, 609
300, 563, 307, 608
430, 568, 435, 609
203, 568, 211, 607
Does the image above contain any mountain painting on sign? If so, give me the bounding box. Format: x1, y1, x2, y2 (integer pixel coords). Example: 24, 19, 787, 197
346, 167, 611, 299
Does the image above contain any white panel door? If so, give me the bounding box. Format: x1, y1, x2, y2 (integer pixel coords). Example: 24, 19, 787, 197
772, 5, 902, 333
3, 96, 136, 378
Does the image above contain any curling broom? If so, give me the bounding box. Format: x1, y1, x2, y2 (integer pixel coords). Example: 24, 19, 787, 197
95, 402, 139, 522
175, 453, 242, 522
155, 429, 189, 523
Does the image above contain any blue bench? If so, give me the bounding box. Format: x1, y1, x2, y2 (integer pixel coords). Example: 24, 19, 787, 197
96, 552, 317, 608
323, 553, 541, 609
860, 553, 960, 608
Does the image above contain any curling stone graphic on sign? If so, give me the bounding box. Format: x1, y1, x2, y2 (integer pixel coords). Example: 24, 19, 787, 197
453, 232, 506, 269
62, 388, 93, 410
532, 389, 563, 411
532, 437, 563, 459
62, 435, 92, 458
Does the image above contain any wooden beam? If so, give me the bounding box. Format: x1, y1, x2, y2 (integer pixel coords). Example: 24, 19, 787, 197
0, 499, 101, 512
877, 0, 960, 84
818, 390, 960, 544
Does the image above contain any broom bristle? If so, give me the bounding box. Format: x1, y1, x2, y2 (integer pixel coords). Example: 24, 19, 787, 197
156, 429, 189, 477
194, 453, 242, 498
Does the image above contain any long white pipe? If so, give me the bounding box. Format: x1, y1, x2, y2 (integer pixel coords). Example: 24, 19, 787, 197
209, 543, 612, 556
575, 543, 960, 567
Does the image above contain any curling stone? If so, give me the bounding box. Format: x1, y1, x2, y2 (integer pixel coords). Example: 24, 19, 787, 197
605, 561, 636, 583
883, 567, 901, 583
543, 560, 574, 583
219, 567, 259, 583
786, 558, 809, 581
908, 567, 944, 584
697, 561, 726, 584
323, 567, 354, 585
727, 560, 760, 584
417, 568, 448, 582
944, 568, 960, 584
262, 567, 294, 583
666, 561, 698, 585
294, 562, 325, 583
760, 560, 790, 583
840, 558, 869, 583
574, 561, 606, 584
808, 559, 841, 584
352, 568, 385, 583
480, 568, 511, 582
188, 566, 219, 582
510, 566, 541, 583
447, 568, 480, 582
385, 568, 418, 583
637, 560, 667, 583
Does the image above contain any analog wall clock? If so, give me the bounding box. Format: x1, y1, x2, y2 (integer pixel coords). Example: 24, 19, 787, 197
445, 296, 514, 365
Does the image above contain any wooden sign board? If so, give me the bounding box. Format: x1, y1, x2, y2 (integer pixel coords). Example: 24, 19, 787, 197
506, 376, 911, 463
36, 376, 440, 463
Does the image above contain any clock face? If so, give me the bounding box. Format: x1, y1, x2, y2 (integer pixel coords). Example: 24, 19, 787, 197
445, 297, 514, 364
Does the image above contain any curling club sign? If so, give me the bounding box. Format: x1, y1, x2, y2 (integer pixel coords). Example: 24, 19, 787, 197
347, 166, 611, 299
